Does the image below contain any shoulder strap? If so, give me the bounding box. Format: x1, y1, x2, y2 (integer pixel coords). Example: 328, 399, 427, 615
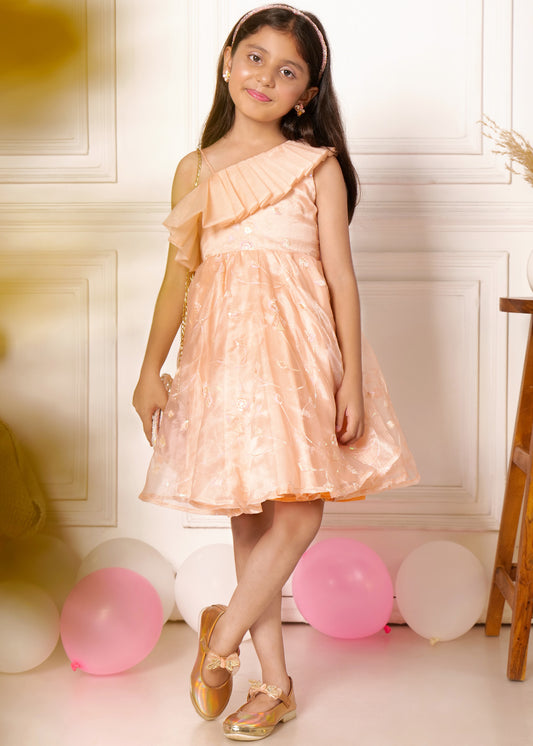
194, 148, 202, 188
177, 149, 201, 371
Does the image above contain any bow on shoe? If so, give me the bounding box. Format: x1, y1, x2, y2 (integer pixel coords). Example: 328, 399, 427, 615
205, 649, 241, 674
248, 680, 283, 700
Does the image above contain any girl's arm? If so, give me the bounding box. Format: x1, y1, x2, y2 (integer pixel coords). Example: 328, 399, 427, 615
314, 156, 364, 444
132, 151, 199, 443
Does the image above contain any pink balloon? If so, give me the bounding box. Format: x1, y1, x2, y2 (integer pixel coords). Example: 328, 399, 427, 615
60, 567, 163, 674
292, 538, 393, 639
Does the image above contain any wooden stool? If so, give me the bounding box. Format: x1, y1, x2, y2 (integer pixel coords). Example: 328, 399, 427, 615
485, 297, 533, 680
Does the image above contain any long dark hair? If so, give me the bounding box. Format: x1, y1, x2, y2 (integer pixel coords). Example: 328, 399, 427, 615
200, 6, 360, 221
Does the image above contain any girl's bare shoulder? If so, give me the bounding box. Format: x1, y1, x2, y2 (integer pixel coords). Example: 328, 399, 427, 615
171, 150, 201, 207
314, 155, 346, 212
313, 153, 344, 190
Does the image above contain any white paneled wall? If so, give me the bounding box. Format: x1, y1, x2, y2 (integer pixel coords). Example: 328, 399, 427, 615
1, 0, 533, 620
0, 250, 116, 525
0, 0, 116, 182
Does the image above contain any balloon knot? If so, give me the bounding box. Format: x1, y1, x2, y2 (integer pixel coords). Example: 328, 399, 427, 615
384, 625, 392, 634
429, 637, 440, 646
71, 661, 81, 671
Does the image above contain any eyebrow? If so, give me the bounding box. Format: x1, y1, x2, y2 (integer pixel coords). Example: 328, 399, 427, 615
243, 43, 305, 73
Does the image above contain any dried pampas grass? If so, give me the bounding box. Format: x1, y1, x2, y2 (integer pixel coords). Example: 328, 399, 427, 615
481, 115, 533, 188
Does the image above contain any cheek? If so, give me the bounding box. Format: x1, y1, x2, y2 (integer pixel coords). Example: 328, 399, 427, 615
231, 56, 251, 75
281, 84, 304, 104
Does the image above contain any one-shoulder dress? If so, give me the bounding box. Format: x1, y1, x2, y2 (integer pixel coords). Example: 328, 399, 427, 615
140, 140, 419, 516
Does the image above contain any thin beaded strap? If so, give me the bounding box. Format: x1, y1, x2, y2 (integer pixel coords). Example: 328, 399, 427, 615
177, 148, 202, 368
194, 146, 202, 186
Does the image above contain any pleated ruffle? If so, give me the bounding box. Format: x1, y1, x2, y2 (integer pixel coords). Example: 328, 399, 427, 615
163, 140, 334, 270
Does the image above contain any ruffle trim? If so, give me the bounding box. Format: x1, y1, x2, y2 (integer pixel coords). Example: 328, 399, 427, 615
163, 140, 334, 271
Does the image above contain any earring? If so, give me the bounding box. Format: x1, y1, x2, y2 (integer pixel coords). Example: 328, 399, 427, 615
223, 69, 231, 83
294, 103, 305, 117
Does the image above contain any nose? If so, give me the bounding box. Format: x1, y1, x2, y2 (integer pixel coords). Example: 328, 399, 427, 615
256, 66, 274, 86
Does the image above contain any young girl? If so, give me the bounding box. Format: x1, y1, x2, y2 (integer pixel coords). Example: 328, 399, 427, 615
134, 4, 418, 740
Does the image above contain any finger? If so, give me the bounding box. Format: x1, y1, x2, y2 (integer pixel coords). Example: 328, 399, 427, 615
339, 428, 355, 444
338, 407, 360, 443
339, 407, 354, 441
340, 419, 364, 445
335, 400, 346, 433
145, 414, 155, 442
145, 411, 158, 444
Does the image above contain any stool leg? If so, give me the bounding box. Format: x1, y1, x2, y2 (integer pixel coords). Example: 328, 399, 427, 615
485, 465, 527, 636
486, 317, 533, 639
507, 443, 533, 681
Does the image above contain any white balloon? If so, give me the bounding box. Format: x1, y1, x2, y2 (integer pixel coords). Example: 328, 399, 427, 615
175, 544, 237, 632
77, 538, 176, 623
0, 581, 60, 673
0, 534, 80, 610
395, 541, 488, 642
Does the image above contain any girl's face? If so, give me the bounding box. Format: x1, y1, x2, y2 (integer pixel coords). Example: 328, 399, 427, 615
224, 26, 318, 126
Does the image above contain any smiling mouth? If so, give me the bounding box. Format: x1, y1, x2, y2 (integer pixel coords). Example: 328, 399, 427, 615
246, 88, 272, 102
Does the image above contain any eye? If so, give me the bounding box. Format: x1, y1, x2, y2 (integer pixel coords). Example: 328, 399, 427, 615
248, 53, 262, 63
280, 68, 295, 79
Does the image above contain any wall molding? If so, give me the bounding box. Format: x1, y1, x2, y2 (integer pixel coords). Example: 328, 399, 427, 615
354, 201, 533, 231
0, 0, 116, 183
0, 250, 117, 526
348, 0, 484, 156
1, 201, 532, 231
0, 0, 88, 158
346, 0, 513, 184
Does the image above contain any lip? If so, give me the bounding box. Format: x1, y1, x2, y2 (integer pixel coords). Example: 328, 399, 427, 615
246, 88, 272, 103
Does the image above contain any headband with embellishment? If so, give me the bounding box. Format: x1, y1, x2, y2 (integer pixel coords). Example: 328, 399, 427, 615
230, 4, 328, 80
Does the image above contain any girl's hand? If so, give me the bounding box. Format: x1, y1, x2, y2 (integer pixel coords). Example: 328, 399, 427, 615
335, 377, 365, 445
133, 372, 170, 444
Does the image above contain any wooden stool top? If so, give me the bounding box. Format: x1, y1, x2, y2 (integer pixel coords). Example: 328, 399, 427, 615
500, 298, 533, 315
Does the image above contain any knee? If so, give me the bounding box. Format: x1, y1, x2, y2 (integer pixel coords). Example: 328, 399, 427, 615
231, 513, 268, 547
275, 500, 324, 547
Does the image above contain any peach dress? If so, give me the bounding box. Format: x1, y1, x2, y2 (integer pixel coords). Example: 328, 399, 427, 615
140, 140, 419, 516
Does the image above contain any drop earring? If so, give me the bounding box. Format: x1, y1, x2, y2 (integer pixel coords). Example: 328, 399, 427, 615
223, 69, 231, 83
294, 103, 305, 117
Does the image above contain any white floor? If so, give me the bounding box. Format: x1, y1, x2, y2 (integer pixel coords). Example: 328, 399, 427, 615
1, 622, 532, 746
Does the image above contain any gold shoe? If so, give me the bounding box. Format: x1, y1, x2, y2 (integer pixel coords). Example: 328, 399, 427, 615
190, 604, 240, 720
223, 677, 296, 740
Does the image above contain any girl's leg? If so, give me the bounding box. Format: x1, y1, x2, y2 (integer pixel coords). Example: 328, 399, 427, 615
238, 592, 288, 714
204, 499, 324, 695
232, 505, 289, 713
201, 506, 275, 689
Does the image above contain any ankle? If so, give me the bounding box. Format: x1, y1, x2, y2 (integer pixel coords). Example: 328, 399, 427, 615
259, 672, 291, 695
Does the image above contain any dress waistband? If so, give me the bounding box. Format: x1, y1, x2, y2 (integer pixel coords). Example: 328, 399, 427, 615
200, 243, 320, 261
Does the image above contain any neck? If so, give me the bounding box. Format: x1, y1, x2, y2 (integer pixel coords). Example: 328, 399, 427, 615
224, 115, 286, 150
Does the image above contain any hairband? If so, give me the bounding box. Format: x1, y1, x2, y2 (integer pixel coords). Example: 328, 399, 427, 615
230, 4, 328, 80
